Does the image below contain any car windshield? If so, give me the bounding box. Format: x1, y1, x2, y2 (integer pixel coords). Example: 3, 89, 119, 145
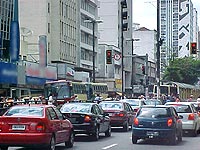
99, 103, 123, 110
166, 104, 192, 113
137, 107, 171, 118
60, 103, 91, 113
4, 106, 44, 117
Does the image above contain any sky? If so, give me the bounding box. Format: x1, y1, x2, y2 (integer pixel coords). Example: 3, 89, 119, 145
133, 0, 200, 30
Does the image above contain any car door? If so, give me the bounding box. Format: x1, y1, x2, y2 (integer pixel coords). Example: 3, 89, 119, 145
126, 103, 135, 125
96, 104, 110, 132
47, 107, 62, 143
53, 107, 70, 142
91, 104, 104, 133
191, 104, 200, 130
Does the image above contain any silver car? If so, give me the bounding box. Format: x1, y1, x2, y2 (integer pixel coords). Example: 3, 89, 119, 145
165, 102, 200, 136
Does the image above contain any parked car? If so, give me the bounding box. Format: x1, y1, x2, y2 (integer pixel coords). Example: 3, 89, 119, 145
144, 99, 162, 105
60, 102, 111, 141
165, 102, 200, 136
0, 104, 74, 150
132, 105, 183, 145
99, 101, 134, 131
120, 99, 146, 114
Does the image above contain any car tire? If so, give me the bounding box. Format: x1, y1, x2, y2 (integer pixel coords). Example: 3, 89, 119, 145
92, 126, 99, 141
105, 125, 111, 137
132, 135, 137, 144
47, 135, 56, 150
191, 129, 197, 137
0, 146, 8, 150
65, 130, 74, 148
177, 130, 182, 142
123, 122, 129, 132
170, 132, 177, 145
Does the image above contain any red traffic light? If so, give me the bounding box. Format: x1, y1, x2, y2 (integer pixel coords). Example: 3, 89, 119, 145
106, 50, 112, 64
190, 42, 197, 54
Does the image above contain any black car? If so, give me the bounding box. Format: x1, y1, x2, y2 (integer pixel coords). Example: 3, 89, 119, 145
132, 105, 183, 145
60, 102, 111, 141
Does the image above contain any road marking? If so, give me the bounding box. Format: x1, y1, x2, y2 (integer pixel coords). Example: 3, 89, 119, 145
102, 144, 118, 149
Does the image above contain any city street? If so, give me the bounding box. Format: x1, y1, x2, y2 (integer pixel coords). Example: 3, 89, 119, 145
9, 128, 200, 150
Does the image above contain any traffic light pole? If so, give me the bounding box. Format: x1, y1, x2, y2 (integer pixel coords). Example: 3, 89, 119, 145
121, 4, 124, 99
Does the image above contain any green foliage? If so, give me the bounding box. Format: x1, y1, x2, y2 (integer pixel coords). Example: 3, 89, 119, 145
163, 57, 200, 85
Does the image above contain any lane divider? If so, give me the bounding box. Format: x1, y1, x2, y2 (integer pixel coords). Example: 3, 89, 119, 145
102, 144, 118, 150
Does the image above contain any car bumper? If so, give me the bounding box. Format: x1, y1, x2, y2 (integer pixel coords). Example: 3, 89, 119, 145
132, 127, 176, 139
182, 121, 196, 130
0, 133, 51, 146
73, 123, 96, 134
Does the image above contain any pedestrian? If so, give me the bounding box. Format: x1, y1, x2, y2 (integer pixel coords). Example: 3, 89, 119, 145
187, 95, 193, 102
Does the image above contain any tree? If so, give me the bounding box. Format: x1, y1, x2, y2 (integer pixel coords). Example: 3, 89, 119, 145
163, 57, 200, 85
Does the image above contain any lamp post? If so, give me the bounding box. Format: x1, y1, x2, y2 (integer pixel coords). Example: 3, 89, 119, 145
84, 19, 103, 83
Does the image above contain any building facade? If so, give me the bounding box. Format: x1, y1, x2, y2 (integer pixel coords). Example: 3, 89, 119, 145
98, 0, 133, 94
160, 0, 199, 76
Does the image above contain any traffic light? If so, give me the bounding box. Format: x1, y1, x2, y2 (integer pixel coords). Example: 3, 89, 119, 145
190, 42, 197, 54
106, 50, 112, 64
142, 65, 145, 75
121, 0, 128, 31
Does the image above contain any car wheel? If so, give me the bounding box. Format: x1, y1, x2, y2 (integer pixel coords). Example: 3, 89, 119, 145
123, 122, 129, 132
105, 125, 111, 137
65, 130, 74, 148
169, 132, 177, 145
132, 135, 137, 144
0, 146, 8, 150
92, 127, 99, 141
191, 129, 197, 137
47, 135, 56, 150
177, 130, 182, 142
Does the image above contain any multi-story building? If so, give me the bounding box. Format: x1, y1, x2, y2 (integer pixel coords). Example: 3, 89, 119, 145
160, 0, 199, 76
19, 0, 79, 80
75, 0, 100, 82
98, 0, 133, 94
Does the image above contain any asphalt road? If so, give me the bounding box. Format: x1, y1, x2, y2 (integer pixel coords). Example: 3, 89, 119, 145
9, 127, 200, 150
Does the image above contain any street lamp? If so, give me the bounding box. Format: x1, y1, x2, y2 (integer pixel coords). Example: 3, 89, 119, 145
84, 19, 103, 83
126, 38, 140, 97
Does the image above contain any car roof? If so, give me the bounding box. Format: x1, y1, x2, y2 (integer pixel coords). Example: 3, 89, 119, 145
141, 105, 170, 108
165, 102, 193, 105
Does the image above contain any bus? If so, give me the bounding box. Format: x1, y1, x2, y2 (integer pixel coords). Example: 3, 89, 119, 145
148, 82, 200, 100
44, 80, 108, 105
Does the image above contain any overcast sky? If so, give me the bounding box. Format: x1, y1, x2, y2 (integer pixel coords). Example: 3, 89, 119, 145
133, 0, 200, 30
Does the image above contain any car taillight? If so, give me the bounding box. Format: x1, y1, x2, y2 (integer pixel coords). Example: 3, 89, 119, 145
117, 113, 124, 117
36, 123, 45, 131
188, 114, 195, 120
167, 118, 173, 127
133, 118, 139, 126
84, 115, 91, 122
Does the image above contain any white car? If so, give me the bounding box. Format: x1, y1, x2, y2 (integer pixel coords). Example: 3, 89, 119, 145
165, 102, 200, 136
120, 99, 146, 114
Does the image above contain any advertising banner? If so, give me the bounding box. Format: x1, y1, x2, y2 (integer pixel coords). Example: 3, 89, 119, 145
0, 62, 17, 84
9, 21, 20, 62
39, 35, 47, 67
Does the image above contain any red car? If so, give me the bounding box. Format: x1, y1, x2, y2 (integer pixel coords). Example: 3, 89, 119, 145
99, 101, 134, 131
0, 104, 74, 150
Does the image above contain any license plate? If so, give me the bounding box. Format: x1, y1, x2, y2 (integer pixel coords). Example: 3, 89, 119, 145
146, 131, 159, 136
12, 125, 25, 130
108, 113, 113, 116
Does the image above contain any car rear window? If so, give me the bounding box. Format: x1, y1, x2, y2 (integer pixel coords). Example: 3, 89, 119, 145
99, 103, 123, 110
167, 104, 192, 113
60, 103, 91, 113
4, 106, 44, 117
137, 107, 171, 118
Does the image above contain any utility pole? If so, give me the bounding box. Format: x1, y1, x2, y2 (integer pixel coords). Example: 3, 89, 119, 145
156, 0, 160, 99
